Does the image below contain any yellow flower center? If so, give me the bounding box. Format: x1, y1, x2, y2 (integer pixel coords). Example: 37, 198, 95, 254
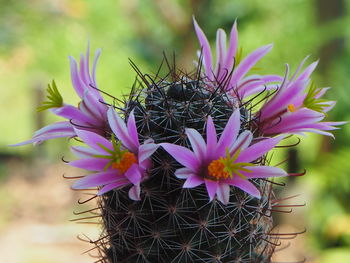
112, 152, 137, 173
287, 104, 296, 112
207, 149, 253, 181
208, 158, 230, 180
95, 135, 138, 173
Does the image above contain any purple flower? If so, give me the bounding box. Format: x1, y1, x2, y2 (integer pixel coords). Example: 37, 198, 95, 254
193, 18, 282, 98
161, 109, 287, 204
258, 58, 346, 137
71, 107, 159, 200
14, 44, 108, 146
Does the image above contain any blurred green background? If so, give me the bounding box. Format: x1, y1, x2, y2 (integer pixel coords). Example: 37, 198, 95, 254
1, 0, 349, 262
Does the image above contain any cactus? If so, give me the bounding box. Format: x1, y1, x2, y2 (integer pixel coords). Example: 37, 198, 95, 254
13, 19, 344, 263
95, 71, 277, 262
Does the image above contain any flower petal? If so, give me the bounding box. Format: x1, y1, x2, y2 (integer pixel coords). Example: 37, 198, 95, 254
228, 177, 261, 198
206, 116, 217, 159
185, 128, 206, 160
97, 179, 129, 195
127, 110, 140, 148
193, 17, 213, 80
242, 166, 288, 179
229, 44, 273, 88
224, 21, 238, 74
107, 107, 138, 153
72, 171, 119, 189
11, 122, 75, 146
237, 135, 285, 163
51, 105, 98, 126
216, 183, 230, 205
205, 179, 218, 202
92, 48, 102, 90
161, 143, 200, 172
124, 164, 142, 185
138, 142, 159, 169
175, 168, 194, 179
296, 60, 318, 82
69, 56, 85, 98
229, 130, 253, 154
216, 109, 240, 156
80, 90, 107, 121
215, 28, 227, 79
183, 175, 204, 188
71, 146, 100, 158
128, 184, 141, 200
69, 158, 109, 171
73, 128, 112, 153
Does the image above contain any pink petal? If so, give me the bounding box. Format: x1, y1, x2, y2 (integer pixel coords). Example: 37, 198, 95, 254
242, 166, 287, 179
193, 17, 214, 80
229, 131, 253, 155
127, 110, 140, 148
216, 183, 230, 205
228, 177, 261, 198
73, 128, 112, 153
33, 121, 74, 137
161, 143, 200, 172
71, 146, 100, 158
183, 175, 204, 188
97, 179, 129, 195
216, 109, 240, 156
237, 135, 285, 163
296, 60, 318, 82
237, 74, 283, 98
124, 164, 142, 185
12, 122, 75, 146
206, 116, 217, 160
69, 158, 109, 171
205, 179, 218, 202
293, 128, 334, 138
51, 105, 98, 126
79, 54, 89, 86
215, 28, 227, 79
72, 171, 119, 189
185, 128, 206, 160
175, 168, 194, 179
323, 101, 336, 113
263, 109, 326, 135
314, 87, 329, 99
229, 44, 273, 88
92, 49, 102, 89
260, 79, 307, 120
69, 56, 85, 98
224, 21, 238, 74
128, 184, 141, 200
107, 107, 138, 153
138, 142, 159, 169
80, 90, 107, 121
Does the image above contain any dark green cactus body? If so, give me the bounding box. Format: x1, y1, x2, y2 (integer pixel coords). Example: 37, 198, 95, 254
98, 75, 276, 262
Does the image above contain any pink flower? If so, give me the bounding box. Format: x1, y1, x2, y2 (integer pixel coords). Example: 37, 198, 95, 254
70, 108, 159, 200
258, 58, 346, 137
161, 109, 287, 204
14, 44, 108, 146
193, 18, 282, 98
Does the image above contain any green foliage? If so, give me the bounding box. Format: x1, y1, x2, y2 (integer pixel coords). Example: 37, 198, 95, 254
303, 81, 331, 113
37, 80, 63, 112
308, 148, 350, 249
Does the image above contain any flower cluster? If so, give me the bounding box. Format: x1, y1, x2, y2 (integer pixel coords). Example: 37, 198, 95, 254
15, 19, 344, 205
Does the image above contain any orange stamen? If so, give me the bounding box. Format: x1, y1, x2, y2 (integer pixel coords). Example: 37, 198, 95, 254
112, 152, 137, 173
208, 158, 230, 180
287, 104, 296, 112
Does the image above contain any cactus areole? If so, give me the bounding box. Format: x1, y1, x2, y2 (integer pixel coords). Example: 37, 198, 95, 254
14, 18, 344, 263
